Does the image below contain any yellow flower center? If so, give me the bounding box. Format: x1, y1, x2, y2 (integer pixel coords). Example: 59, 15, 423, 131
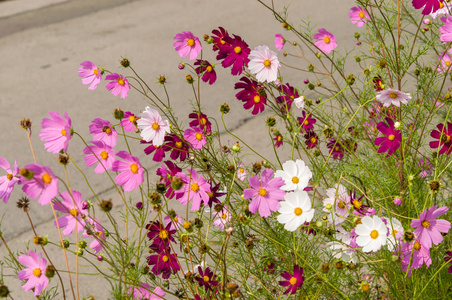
175, 141, 182, 148
100, 151, 109, 159
352, 199, 362, 209
323, 36, 330, 44
258, 188, 267, 197
358, 12, 365, 18
311, 137, 317, 144
207, 192, 214, 198
337, 200, 346, 209
203, 276, 210, 282
128, 115, 136, 122
191, 182, 199, 192
69, 208, 79, 217
234, 46, 242, 54
254, 95, 261, 103
162, 255, 169, 262
159, 230, 169, 239
304, 120, 309, 126
440, 2, 445, 8
289, 277, 297, 285
206, 66, 213, 72
422, 220, 430, 228
414, 242, 421, 250
292, 176, 299, 184
294, 207, 303, 216
277, 136, 282, 141
151, 122, 160, 130
93, 68, 99, 76
117, 78, 125, 86
239, 168, 245, 173
102, 126, 112, 135
389, 92, 398, 99
61, 129, 67, 136
388, 134, 395, 141
280, 38, 284, 44
195, 132, 203, 141
221, 213, 227, 219
42, 173, 52, 184
370, 230, 379, 239
130, 163, 139, 174
33, 268, 42, 277
174, 217, 178, 222
263, 59, 271, 67
187, 38, 195, 47
441, 134, 451, 143
200, 118, 207, 125
6, 174, 13, 180
392, 230, 398, 238
220, 38, 226, 45
446, 61, 451, 67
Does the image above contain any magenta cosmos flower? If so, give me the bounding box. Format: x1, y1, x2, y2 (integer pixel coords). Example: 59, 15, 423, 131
0, 157, 19, 203
244, 168, 285, 218
17, 250, 49, 296
54, 190, 88, 235
189, 111, 212, 135
128, 284, 165, 300
276, 83, 299, 113
184, 126, 206, 149
164, 134, 189, 162
84, 217, 106, 254
235, 77, 267, 115
400, 239, 432, 276
411, 205, 450, 249
194, 60, 217, 85
112, 151, 144, 192
430, 121, 452, 155
274, 34, 285, 51
137, 106, 170, 146
146, 220, 177, 250
374, 118, 401, 157
89, 118, 117, 147
413, 0, 444, 15
195, 267, 219, 291
78, 61, 102, 90
121, 111, 138, 132
297, 110, 316, 132
278, 264, 304, 295
437, 51, 452, 73
173, 31, 202, 60
376, 88, 411, 107
105, 73, 130, 98
147, 250, 180, 279
248, 45, 280, 83
349, 7, 369, 27
39, 111, 72, 154
83, 140, 115, 173
175, 169, 211, 211
440, 16, 452, 43
218, 35, 251, 76
21, 163, 59, 205
212, 27, 230, 53
313, 28, 337, 54
157, 161, 182, 199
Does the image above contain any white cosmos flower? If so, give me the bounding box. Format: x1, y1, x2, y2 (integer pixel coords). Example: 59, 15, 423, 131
376, 88, 411, 107
248, 45, 280, 83
137, 106, 170, 146
275, 159, 312, 191
294, 96, 305, 109
277, 190, 314, 231
383, 217, 404, 252
329, 226, 358, 263
355, 216, 388, 253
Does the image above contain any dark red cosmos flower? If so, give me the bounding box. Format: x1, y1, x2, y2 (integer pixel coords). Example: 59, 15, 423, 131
211, 27, 230, 53
304, 131, 318, 149
194, 60, 217, 85
235, 77, 267, 115
165, 134, 189, 162
189, 111, 212, 135
141, 140, 169, 162
301, 222, 318, 235
444, 251, 452, 273
276, 83, 299, 113
412, 0, 444, 15
146, 221, 176, 250
430, 121, 452, 155
195, 266, 219, 291
327, 138, 345, 160
373, 76, 384, 91
147, 250, 180, 279
274, 134, 283, 148
279, 264, 304, 295
157, 161, 182, 199
297, 111, 316, 133
207, 182, 226, 208
217, 35, 250, 76
374, 118, 401, 157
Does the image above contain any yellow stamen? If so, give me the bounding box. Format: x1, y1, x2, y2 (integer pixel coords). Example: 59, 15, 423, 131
93, 68, 99, 76
239, 168, 245, 173
358, 12, 365, 18
200, 118, 207, 125
352, 199, 362, 209
61, 129, 67, 136
258, 188, 267, 197
117, 78, 125, 86
203, 276, 210, 282
175, 141, 182, 148
102, 126, 112, 135
206, 66, 213, 72
33, 268, 42, 277
191, 182, 199, 192
69, 208, 79, 217
294, 207, 303, 216
128, 115, 136, 122
292, 176, 299, 184
446, 61, 451, 67
195, 132, 203, 141
392, 230, 398, 238
310, 137, 317, 144
100, 151, 108, 159
187, 38, 195, 47
370, 230, 379, 239
337, 200, 345, 209
254, 95, 261, 103
389, 92, 398, 99
207, 192, 213, 198
6, 174, 13, 180
234, 46, 242, 54
130, 164, 139, 174
152, 122, 160, 130
162, 255, 169, 262
304, 120, 309, 126
323, 36, 331, 44
42, 173, 52, 184
388, 134, 395, 141
414, 242, 421, 250
422, 220, 430, 228
440, 2, 445, 8
221, 213, 227, 219
289, 277, 297, 285
263, 59, 271, 67
159, 230, 169, 239
277, 136, 282, 142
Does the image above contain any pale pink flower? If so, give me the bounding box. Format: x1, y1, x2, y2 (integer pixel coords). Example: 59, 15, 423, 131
21, 163, 59, 205
213, 207, 231, 229
137, 106, 170, 146
112, 151, 144, 192
440, 16, 452, 43
39, 111, 72, 154
248, 45, 280, 83
54, 190, 88, 235
83, 140, 116, 174
0, 157, 19, 203
78, 61, 102, 90
313, 28, 337, 54
437, 51, 452, 73
274, 34, 285, 51
376, 88, 411, 107
164, 214, 184, 231
17, 250, 49, 296
322, 184, 351, 225
128, 284, 166, 300
89, 118, 117, 147
237, 163, 247, 181
349, 7, 369, 27
105, 73, 130, 98
173, 31, 202, 60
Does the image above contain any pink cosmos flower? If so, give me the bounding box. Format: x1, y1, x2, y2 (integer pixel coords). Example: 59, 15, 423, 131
173, 31, 202, 60
440, 16, 452, 43
412, 0, 444, 15
194, 60, 217, 85
89, 118, 117, 147
237, 162, 247, 181
17, 250, 49, 296
374, 118, 401, 157
137, 106, 170, 146
112, 151, 144, 192
184, 126, 206, 149
244, 168, 285, 218
437, 51, 452, 73
164, 214, 184, 231
188, 111, 212, 136
39, 111, 72, 154
21, 163, 59, 205
213, 207, 231, 230
411, 205, 450, 249
430, 1, 451, 18
105, 73, 130, 98
430, 121, 452, 155
418, 158, 433, 177
0, 157, 19, 203
322, 183, 351, 225
175, 169, 211, 211
54, 190, 88, 236
217, 35, 251, 76
83, 140, 115, 173
121, 111, 138, 132
400, 239, 432, 276
84, 217, 106, 254
313, 28, 337, 54
376, 89, 411, 107
128, 284, 165, 300
78, 61, 102, 90
274, 34, 285, 51
349, 7, 369, 27
141, 140, 168, 162
248, 45, 280, 83
278, 264, 304, 295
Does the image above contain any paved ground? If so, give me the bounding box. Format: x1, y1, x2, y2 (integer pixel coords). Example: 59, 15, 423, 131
0, 0, 356, 298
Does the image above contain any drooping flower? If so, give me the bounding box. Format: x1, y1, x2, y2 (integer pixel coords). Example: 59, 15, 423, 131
39, 111, 72, 154
304, 131, 318, 149
105, 73, 130, 98
175, 169, 211, 211
374, 118, 401, 157
195, 267, 219, 291
322, 184, 351, 225
17, 250, 49, 296
21, 163, 59, 205
376, 88, 412, 107
156, 161, 182, 199
189, 111, 212, 136
173, 31, 202, 60
243, 168, 286, 218
206, 182, 226, 208
141, 140, 169, 162
400, 239, 432, 276
83, 140, 115, 173
83, 217, 106, 254
440, 15, 452, 43
349, 7, 369, 27
236, 162, 247, 181
277, 190, 314, 232
412, 0, 444, 15
184, 127, 206, 149
248, 45, 280, 83
276, 83, 299, 113
147, 250, 180, 279
274, 134, 283, 148
278, 264, 304, 295
54, 190, 88, 236
194, 60, 217, 85
411, 205, 450, 249
373, 76, 385, 91
355, 216, 388, 252
430, 121, 452, 155
274, 34, 285, 51
234, 76, 267, 115
112, 151, 144, 192
275, 159, 312, 191
78, 61, 102, 90
127, 284, 166, 300
121, 111, 138, 132
0, 157, 19, 203
89, 118, 117, 147
211, 27, 230, 52
297, 111, 316, 132
313, 28, 337, 54
217, 35, 251, 76
137, 106, 170, 147
383, 217, 404, 251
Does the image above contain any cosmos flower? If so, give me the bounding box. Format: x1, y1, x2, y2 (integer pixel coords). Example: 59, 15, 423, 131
83, 140, 115, 173
440, 15, 452, 43
40, 111, 72, 154
429, 121, 452, 155
297, 111, 316, 132
121, 111, 138, 132
274, 34, 285, 51
355, 216, 388, 252
374, 118, 401, 157
21, 163, 59, 205
412, 0, 444, 15
236, 162, 247, 181
277, 190, 314, 231
184, 127, 206, 149
278, 264, 304, 295
105, 73, 130, 98
212, 207, 231, 230
217, 35, 251, 76
248, 45, 280, 83
156, 161, 182, 199
400, 239, 432, 276
0, 157, 19, 203
173, 31, 202, 60
383, 217, 404, 252
17, 250, 49, 296
349, 7, 369, 27
147, 250, 180, 279
437, 51, 452, 73
137, 106, 170, 147
175, 169, 211, 211
194, 60, 217, 85
294, 96, 305, 109
141, 140, 169, 162
376, 89, 411, 107
211, 27, 230, 52
112, 151, 144, 192
275, 159, 312, 191
188, 111, 212, 135
146, 220, 177, 250
54, 190, 88, 236
322, 184, 351, 225
78, 61, 102, 90
234, 76, 267, 115
127, 284, 165, 300
165, 134, 189, 162
83, 217, 106, 254
89, 118, 117, 148
304, 131, 318, 149
195, 267, 219, 291
313, 28, 337, 54
276, 83, 299, 113
411, 205, 450, 249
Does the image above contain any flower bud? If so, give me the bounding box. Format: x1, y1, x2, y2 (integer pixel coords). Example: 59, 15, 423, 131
100, 199, 113, 212
171, 177, 183, 191
220, 103, 230, 114
183, 221, 193, 232
394, 121, 401, 129
79, 240, 87, 249
97, 255, 104, 261
307, 83, 315, 90
113, 108, 124, 120
354, 32, 360, 39
194, 218, 204, 228
303, 79, 309, 84
178, 63, 185, 70
45, 265, 55, 278
61, 239, 70, 248
307, 64, 314, 72
232, 142, 241, 152
0, 285, 9, 298
393, 197, 402, 206
77, 249, 83, 256
266, 116, 276, 127
120, 58, 130, 68
186, 74, 194, 84
158, 75, 166, 84
19, 168, 34, 180
423, 18, 431, 25
58, 154, 70, 165
33, 235, 48, 246
355, 56, 361, 63
20, 118, 32, 130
